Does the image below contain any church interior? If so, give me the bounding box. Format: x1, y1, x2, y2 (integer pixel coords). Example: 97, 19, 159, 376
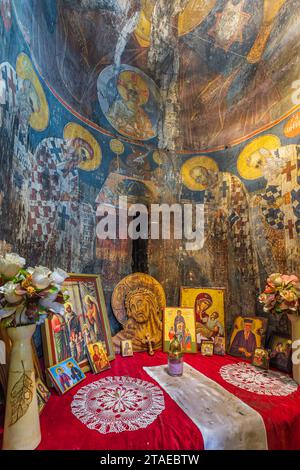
1, 0, 300, 454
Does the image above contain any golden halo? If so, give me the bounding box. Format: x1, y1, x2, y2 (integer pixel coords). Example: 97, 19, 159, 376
237, 135, 281, 180
117, 71, 149, 106
16, 53, 49, 131
64, 302, 73, 311
135, 0, 216, 47
181, 156, 219, 191
111, 273, 166, 325
110, 139, 125, 155
84, 294, 97, 305
63, 123, 102, 171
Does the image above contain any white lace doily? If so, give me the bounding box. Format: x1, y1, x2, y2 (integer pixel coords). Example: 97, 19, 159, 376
71, 376, 165, 434
220, 362, 298, 396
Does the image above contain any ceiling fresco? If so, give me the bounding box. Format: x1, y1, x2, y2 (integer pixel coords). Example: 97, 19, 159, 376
11, 0, 300, 151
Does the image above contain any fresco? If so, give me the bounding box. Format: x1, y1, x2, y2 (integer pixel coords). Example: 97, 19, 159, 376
0, 0, 300, 339
11, 0, 300, 150
97, 64, 160, 140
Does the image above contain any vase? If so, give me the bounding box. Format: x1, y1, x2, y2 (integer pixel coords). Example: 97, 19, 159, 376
288, 313, 300, 385
2, 324, 41, 450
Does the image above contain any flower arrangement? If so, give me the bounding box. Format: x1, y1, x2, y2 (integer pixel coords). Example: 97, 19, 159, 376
0, 253, 69, 327
259, 273, 300, 315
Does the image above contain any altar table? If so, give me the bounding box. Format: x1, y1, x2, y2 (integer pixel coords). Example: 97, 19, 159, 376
1, 352, 300, 450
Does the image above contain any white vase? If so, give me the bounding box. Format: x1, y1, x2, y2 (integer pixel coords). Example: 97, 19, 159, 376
288, 313, 300, 385
2, 324, 41, 450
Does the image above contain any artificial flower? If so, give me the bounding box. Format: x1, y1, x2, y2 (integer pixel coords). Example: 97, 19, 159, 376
259, 273, 300, 316
0, 253, 26, 279
264, 284, 276, 294
281, 274, 300, 286
40, 290, 58, 302
0, 281, 24, 304
26, 286, 37, 297
21, 275, 32, 289
0, 305, 17, 320
38, 298, 65, 315
267, 273, 283, 287
280, 289, 298, 303
0, 255, 68, 328
31, 266, 52, 290
51, 268, 68, 285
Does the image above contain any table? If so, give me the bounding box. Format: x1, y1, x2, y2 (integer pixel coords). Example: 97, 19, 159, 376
1, 352, 300, 450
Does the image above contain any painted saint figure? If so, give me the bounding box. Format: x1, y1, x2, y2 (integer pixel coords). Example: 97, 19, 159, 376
174, 309, 186, 346
67, 361, 84, 383
51, 314, 71, 362
92, 343, 110, 372
55, 367, 72, 391
230, 319, 257, 358
85, 295, 101, 343
207, 312, 224, 337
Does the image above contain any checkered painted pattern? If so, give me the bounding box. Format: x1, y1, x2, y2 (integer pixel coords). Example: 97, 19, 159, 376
28, 138, 79, 242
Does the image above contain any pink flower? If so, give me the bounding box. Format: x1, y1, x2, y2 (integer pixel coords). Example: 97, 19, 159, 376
259, 293, 277, 311
281, 274, 300, 286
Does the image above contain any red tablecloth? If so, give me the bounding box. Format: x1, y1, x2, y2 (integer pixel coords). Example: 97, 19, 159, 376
1, 352, 300, 450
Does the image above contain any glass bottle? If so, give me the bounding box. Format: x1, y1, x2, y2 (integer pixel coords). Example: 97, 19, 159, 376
167, 334, 184, 376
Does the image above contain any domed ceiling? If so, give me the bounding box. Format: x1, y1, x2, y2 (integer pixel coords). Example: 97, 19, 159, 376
12, 0, 300, 151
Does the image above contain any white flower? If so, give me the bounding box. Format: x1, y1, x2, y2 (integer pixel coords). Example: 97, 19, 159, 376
40, 291, 58, 303
0, 253, 26, 279
39, 298, 65, 315
51, 268, 68, 285
0, 305, 17, 320
31, 266, 52, 290
0, 282, 24, 304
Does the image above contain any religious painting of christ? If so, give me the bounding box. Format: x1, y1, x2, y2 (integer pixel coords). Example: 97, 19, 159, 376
163, 307, 197, 353
228, 316, 268, 359
43, 274, 114, 382
180, 288, 226, 345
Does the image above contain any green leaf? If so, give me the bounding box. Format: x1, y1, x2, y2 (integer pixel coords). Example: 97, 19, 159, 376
9, 361, 34, 426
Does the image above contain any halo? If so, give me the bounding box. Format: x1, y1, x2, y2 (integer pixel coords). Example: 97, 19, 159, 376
110, 139, 125, 155
111, 273, 166, 325
84, 294, 97, 305
237, 135, 281, 180
64, 302, 73, 311
135, 0, 216, 46
16, 53, 49, 131
181, 156, 219, 191
117, 70, 149, 106
63, 123, 102, 171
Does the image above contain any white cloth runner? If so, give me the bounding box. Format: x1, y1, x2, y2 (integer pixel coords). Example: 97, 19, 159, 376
144, 363, 268, 450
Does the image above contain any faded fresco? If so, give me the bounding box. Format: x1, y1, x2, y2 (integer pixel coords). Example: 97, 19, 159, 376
0, 0, 300, 338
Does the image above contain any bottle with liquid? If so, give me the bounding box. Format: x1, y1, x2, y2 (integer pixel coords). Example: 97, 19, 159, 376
167, 334, 184, 376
